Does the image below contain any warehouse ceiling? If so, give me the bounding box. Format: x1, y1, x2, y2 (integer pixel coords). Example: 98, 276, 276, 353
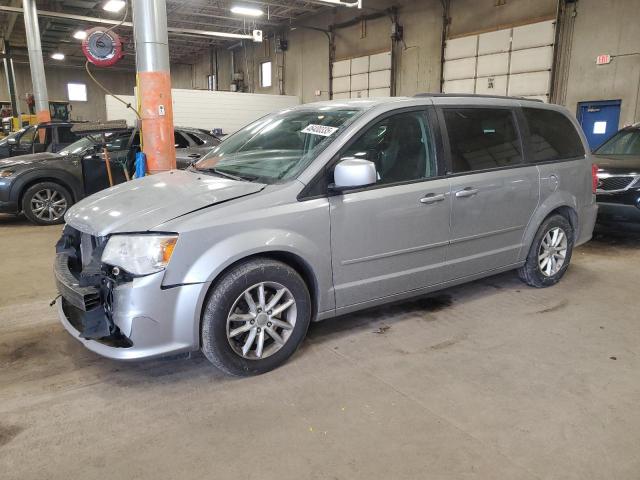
0, 0, 335, 69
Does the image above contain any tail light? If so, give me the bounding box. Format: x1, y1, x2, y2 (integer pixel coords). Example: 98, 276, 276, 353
592, 163, 598, 194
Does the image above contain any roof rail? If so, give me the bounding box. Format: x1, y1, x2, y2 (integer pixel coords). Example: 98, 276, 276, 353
413, 93, 544, 103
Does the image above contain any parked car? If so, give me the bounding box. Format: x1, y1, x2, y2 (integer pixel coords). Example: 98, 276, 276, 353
593, 123, 640, 227
0, 126, 219, 225
174, 127, 221, 169
54, 95, 597, 376
0, 121, 80, 159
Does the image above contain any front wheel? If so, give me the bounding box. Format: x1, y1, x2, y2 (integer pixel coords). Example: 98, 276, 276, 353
22, 181, 72, 225
518, 214, 574, 288
201, 258, 311, 376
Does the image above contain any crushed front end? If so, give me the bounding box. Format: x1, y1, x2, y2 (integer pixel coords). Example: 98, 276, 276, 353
54, 225, 204, 360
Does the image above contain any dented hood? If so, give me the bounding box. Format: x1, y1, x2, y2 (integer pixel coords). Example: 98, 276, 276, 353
65, 169, 265, 236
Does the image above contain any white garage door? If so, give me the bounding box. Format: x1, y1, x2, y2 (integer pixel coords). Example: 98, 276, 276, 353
331, 51, 392, 100
443, 20, 555, 102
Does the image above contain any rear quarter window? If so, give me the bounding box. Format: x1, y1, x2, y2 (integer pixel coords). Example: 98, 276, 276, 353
523, 108, 585, 162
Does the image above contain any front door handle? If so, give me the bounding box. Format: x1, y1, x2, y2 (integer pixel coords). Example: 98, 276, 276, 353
420, 193, 446, 205
188, 153, 201, 159
455, 187, 479, 198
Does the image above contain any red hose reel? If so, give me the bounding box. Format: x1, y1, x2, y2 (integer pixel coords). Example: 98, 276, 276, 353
81, 27, 124, 67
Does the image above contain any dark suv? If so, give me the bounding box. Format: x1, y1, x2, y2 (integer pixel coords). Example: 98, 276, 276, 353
0, 126, 219, 225
0, 122, 80, 159
594, 124, 640, 227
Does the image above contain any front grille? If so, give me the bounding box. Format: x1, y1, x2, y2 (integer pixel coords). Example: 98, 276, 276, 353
597, 176, 637, 192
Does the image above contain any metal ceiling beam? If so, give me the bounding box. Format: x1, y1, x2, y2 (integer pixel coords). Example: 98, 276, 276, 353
0, 5, 255, 40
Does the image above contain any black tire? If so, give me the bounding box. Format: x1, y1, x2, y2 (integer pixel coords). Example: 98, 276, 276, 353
201, 258, 311, 376
518, 214, 574, 288
21, 181, 72, 225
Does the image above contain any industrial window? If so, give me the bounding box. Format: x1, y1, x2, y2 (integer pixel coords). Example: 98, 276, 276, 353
342, 111, 435, 185
443, 108, 522, 173
522, 108, 586, 162
67, 83, 87, 102
260, 61, 272, 88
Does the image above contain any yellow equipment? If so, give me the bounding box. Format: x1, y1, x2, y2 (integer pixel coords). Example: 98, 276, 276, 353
0, 101, 71, 136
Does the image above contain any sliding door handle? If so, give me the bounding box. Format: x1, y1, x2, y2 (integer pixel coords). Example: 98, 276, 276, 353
455, 188, 479, 198
420, 193, 446, 205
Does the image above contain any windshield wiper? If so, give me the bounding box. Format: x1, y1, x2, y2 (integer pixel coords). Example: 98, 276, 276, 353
196, 167, 256, 182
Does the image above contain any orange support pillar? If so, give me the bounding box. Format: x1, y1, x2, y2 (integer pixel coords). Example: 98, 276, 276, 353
132, 0, 176, 173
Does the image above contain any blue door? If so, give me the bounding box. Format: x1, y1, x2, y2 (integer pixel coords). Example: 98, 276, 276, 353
577, 100, 621, 150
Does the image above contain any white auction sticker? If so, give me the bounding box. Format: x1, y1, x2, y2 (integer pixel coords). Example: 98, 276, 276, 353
301, 124, 339, 137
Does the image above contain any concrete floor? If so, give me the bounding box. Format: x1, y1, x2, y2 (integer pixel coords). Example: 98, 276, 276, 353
1, 213, 639, 480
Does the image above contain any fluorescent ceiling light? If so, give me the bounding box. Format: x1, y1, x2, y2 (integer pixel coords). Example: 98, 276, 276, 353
51, 52, 65, 60
103, 0, 126, 13
73, 30, 87, 40
230, 6, 264, 17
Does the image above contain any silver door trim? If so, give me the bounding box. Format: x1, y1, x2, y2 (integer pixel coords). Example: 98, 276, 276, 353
341, 239, 450, 265
450, 224, 525, 245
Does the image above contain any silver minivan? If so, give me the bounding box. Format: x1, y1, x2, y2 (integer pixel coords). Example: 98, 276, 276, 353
54, 95, 598, 375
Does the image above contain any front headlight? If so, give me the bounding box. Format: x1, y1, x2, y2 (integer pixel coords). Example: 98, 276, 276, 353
0, 170, 14, 178
101, 234, 178, 276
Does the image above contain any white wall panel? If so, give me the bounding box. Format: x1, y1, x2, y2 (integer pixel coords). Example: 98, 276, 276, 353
442, 20, 554, 103
508, 71, 551, 96
509, 46, 553, 74
444, 35, 478, 60
332, 59, 351, 78
351, 56, 370, 75
478, 29, 511, 55
443, 78, 475, 94
512, 20, 555, 50
111, 89, 300, 133
331, 51, 391, 99
369, 70, 391, 89
369, 52, 392, 71
476, 53, 509, 77
350, 73, 369, 91
475, 75, 508, 95
369, 87, 391, 97
443, 57, 476, 81
105, 95, 137, 126
333, 76, 351, 94
350, 90, 369, 99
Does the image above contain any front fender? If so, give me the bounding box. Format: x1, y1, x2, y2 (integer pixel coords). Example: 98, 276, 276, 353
9, 168, 83, 204
518, 190, 578, 262
164, 227, 334, 315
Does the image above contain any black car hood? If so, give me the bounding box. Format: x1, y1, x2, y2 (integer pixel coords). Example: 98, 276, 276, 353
0, 152, 61, 170
594, 154, 640, 174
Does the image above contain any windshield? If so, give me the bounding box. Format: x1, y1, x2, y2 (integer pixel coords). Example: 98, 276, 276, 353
595, 129, 640, 156
59, 136, 98, 156
193, 106, 362, 183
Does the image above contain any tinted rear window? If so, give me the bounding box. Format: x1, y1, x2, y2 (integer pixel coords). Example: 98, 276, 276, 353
57, 126, 79, 143
523, 108, 585, 162
443, 108, 522, 173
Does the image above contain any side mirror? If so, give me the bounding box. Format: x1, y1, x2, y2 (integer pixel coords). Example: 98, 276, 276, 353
331, 158, 377, 191
7, 138, 16, 146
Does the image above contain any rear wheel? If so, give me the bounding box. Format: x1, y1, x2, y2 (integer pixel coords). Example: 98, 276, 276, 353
22, 181, 72, 225
518, 214, 574, 288
201, 258, 311, 376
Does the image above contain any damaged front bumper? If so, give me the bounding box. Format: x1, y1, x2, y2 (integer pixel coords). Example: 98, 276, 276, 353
54, 228, 206, 360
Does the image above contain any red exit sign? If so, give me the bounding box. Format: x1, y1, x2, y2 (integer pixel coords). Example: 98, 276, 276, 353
596, 54, 612, 65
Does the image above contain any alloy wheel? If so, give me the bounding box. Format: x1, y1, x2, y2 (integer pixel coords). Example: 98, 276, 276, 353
226, 282, 297, 360
30, 188, 67, 222
538, 227, 568, 277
